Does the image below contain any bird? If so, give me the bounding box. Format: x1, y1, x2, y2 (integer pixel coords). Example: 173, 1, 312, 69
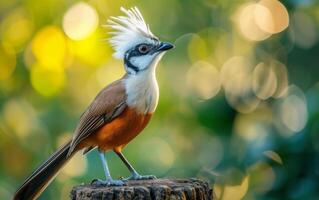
13, 6, 174, 200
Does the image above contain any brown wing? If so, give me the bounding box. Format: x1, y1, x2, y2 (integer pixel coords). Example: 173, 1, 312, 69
67, 78, 127, 156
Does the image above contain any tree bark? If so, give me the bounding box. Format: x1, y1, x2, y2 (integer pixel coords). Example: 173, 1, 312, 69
70, 178, 214, 200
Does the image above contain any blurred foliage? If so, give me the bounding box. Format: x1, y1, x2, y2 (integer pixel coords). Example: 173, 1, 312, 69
1, 0, 319, 199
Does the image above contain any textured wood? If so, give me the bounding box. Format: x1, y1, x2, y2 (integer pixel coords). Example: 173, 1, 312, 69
70, 178, 213, 200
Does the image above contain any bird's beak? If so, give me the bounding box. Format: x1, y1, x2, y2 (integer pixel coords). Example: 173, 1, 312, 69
156, 42, 175, 52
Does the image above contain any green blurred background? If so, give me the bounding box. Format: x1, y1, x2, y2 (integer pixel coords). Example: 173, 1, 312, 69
1, 0, 319, 199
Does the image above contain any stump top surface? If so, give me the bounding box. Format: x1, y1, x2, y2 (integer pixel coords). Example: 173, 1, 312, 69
74, 178, 207, 189
71, 178, 213, 200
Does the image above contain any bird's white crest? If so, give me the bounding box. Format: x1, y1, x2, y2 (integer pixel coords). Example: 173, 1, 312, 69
106, 7, 158, 59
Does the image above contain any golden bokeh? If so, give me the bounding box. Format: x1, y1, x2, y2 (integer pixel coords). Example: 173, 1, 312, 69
248, 161, 275, 194
31, 26, 67, 70
187, 35, 208, 63
226, 90, 260, 114
187, 61, 221, 100
67, 30, 112, 66
0, 8, 33, 50
214, 175, 249, 200
0, 1, 317, 199
63, 2, 99, 41
252, 62, 277, 100
139, 137, 175, 174
61, 153, 88, 177
256, 0, 289, 34
279, 86, 308, 134
2, 99, 33, 139
23, 43, 36, 69
235, 0, 289, 41
0, 44, 16, 80
234, 107, 272, 142
221, 56, 251, 96
96, 62, 125, 88
221, 56, 260, 113
271, 60, 288, 98
30, 64, 66, 97
235, 3, 271, 41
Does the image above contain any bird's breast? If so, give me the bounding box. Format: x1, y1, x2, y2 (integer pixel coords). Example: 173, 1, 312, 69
124, 71, 159, 114
86, 107, 152, 152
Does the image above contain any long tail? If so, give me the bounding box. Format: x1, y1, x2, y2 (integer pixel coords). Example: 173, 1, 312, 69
13, 140, 75, 200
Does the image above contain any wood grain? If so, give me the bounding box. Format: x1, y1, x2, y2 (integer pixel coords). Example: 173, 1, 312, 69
70, 178, 214, 200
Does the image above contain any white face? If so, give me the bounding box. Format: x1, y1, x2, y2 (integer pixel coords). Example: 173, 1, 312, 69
129, 52, 164, 72
124, 41, 173, 75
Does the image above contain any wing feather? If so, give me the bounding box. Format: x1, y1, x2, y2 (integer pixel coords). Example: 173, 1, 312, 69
68, 79, 127, 156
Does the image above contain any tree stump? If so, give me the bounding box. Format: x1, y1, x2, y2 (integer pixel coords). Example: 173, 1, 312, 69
70, 178, 214, 200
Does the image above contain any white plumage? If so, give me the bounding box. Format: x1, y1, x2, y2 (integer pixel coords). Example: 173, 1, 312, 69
124, 52, 164, 114
106, 7, 158, 59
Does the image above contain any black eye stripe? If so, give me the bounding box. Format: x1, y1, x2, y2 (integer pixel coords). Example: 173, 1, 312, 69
124, 51, 138, 73
123, 42, 161, 74
126, 43, 160, 58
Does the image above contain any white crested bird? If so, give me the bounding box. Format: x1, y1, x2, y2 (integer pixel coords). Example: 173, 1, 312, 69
13, 6, 174, 200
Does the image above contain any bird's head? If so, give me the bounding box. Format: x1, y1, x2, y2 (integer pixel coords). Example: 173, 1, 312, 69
107, 7, 174, 75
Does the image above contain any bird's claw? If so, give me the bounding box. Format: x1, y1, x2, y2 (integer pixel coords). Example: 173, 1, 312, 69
91, 179, 125, 186
122, 174, 157, 181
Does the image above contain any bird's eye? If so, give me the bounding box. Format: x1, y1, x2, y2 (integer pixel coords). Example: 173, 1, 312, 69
138, 44, 150, 54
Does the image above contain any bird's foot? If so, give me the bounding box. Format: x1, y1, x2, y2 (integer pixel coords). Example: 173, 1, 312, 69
123, 173, 157, 181
91, 178, 125, 186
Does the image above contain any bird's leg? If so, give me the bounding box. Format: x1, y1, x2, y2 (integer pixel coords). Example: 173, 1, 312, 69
115, 151, 156, 180
91, 152, 124, 186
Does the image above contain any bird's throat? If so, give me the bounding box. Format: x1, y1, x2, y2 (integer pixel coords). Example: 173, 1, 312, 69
124, 69, 159, 114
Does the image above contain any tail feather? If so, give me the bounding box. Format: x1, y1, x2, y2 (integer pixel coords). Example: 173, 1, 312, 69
13, 140, 75, 200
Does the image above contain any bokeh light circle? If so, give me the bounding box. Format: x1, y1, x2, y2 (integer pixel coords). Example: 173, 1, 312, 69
63, 2, 99, 41
290, 11, 318, 49
248, 161, 276, 194
0, 44, 16, 80
234, 107, 272, 142
280, 94, 307, 133
236, 3, 272, 41
139, 137, 175, 174
3, 99, 33, 139
275, 85, 308, 136
187, 61, 221, 100
31, 26, 67, 69
221, 56, 260, 113
1, 8, 33, 50
252, 62, 277, 100
271, 60, 288, 98
256, 0, 289, 34
30, 64, 65, 97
